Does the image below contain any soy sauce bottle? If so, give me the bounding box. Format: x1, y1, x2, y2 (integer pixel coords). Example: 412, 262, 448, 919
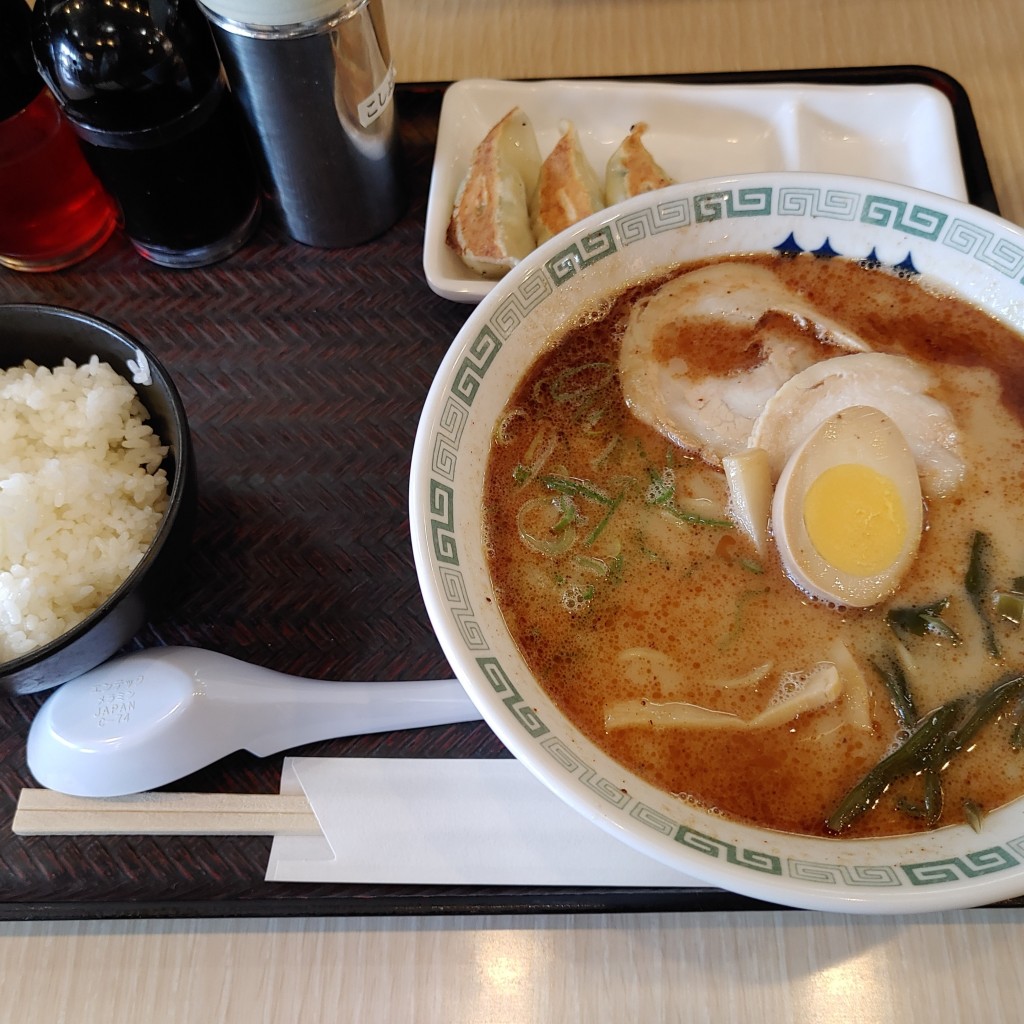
31, 0, 261, 268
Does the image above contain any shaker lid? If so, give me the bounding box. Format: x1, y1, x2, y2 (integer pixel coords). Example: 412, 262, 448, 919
197, 0, 361, 30
31, 0, 222, 131
0, 0, 43, 122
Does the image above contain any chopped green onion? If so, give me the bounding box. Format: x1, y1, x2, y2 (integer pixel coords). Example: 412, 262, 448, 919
540, 474, 616, 507
574, 554, 609, 577
549, 362, 615, 404
585, 494, 624, 547
494, 407, 526, 445
516, 496, 576, 556
560, 583, 595, 614
513, 426, 559, 486
659, 502, 734, 529
718, 587, 770, 651
552, 493, 578, 533
591, 435, 620, 468
645, 466, 675, 505
538, 474, 625, 547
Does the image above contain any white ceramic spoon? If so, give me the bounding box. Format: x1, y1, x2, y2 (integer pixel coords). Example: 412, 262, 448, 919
26, 646, 482, 798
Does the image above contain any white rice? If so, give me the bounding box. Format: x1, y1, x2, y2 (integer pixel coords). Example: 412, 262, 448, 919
0, 356, 169, 662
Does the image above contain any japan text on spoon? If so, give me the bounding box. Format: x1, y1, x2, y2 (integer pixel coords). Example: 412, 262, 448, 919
26, 646, 482, 798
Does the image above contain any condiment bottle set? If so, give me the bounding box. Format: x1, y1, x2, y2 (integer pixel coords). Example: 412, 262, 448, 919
1, 0, 404, 272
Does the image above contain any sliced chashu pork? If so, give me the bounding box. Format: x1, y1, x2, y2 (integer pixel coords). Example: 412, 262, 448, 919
618, 262, 870, 465
749, 351, 966, 498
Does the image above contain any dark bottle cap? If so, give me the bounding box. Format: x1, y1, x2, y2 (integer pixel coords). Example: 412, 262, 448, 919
31, 0, 222, 132
0, 0, 43, 122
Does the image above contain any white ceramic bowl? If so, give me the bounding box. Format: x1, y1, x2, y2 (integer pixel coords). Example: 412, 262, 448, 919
410, 171, 1024, 913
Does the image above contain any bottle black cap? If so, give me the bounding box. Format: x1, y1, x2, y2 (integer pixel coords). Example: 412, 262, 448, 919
0, 0, 43, 122
31, 0, 221, 132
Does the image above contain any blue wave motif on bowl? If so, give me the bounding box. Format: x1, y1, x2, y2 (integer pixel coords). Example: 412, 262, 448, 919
773, 231, 920, 275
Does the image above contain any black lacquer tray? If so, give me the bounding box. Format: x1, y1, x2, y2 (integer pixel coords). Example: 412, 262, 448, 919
0, 66, 1012, 921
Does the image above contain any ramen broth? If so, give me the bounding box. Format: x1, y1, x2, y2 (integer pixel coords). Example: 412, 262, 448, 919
483, 254, 1024, 839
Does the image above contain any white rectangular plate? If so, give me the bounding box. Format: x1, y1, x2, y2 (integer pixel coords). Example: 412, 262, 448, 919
423, 77, 969, 303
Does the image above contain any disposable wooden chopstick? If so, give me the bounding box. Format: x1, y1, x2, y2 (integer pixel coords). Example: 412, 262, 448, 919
13, 789, 323, 837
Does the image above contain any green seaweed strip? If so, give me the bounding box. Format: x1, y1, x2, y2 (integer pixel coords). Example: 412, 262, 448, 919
825, 700, 963, 833
827, 671, 1024, 833
869, 655, 918, 731
1011, 700, 1024, 752
949, 671, 1024, 751
966, 530, 1000, 658
886, 598, 962, 645
896, 768, 944, 825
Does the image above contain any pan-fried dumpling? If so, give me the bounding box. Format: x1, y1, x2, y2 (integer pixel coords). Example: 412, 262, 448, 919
605, 122, 674, 205
446, 107, 542, 279
529, 121, 605, 245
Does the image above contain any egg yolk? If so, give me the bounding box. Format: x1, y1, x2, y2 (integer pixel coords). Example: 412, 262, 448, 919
802, 463, 907, 576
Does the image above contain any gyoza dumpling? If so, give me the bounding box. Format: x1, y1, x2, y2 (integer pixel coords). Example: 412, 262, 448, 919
604, 122, 674, 205
446, 107, 542, 278
529, 121, 605, 245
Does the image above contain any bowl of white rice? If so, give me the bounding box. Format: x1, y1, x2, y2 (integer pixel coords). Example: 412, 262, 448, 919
0, 304, 195, 695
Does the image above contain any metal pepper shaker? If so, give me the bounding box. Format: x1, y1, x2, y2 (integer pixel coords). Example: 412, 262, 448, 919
196, 0, 406, 248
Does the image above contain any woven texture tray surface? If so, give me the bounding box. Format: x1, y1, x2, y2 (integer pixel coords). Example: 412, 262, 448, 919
0, 72, 1010, 919
0, 87, 540, 918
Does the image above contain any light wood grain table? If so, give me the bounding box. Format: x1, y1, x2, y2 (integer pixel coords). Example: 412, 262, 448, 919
4, 1, 1024, 1021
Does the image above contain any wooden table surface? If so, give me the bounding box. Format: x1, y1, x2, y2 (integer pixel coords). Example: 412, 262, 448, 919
4, 1, 1024, 1020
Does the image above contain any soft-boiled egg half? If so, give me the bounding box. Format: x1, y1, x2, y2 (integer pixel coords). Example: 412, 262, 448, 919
771, 405, 924, 608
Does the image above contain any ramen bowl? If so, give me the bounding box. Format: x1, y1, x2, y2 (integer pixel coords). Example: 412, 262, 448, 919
410, 171, 1024, 913
0, 304, 195, 696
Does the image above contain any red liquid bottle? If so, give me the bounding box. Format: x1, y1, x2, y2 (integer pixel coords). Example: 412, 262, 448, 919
0, 0, 116, 272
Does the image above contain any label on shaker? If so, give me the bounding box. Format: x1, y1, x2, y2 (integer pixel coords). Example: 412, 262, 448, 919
358, 63, 396, 128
